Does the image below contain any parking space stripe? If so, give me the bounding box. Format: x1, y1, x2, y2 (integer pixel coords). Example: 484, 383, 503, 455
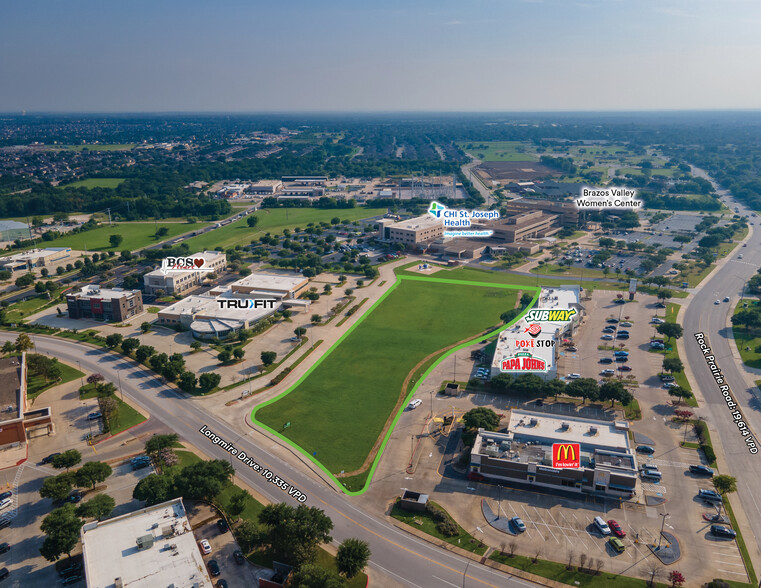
531, 506, 561, 544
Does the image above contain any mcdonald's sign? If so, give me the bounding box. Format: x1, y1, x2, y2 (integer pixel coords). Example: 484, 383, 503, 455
552, 443, 580, 468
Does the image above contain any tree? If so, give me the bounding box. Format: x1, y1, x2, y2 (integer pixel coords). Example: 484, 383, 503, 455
140, 321, 152, 333
75, 461, 113, 489
258, 503, 334, 567
145, 433, 179, 457
668, 570, 685, 588
109, 234, 124, 248
39, 505, 84, 561
233, 347, 245, 360
178, 371, 197, 392
712, 474, 737, 498
566, 378, 599, 404
52, 449, 82, 472
311, 314, 322, 324
1, 341, 13, 354
190, 341, 202, 352
174, 459, 233, 501
121, 337, 140, 355
14, 333, 34, 352
656, 322, 683, 343
261, 351, 277, 366
662, 357, 683, 374
668, 385, 693, 405
227, 488, 251, 522
76, 493, 116, 521
287, 564, 345, 588
39, 473, 75, 502
543, 379, 566, 400
105, 333, 123, 349
462, 407, 500, 431
294, 326, 307, 339
150, 353, 168, 371
218, 349, 232, 363
155, 226, 169, 237
133, 473, 174, 505
135, 345, 156, 362
642, 560, 664, 587
236, 519, 261, 553
598, 380, 627, 407
336, 538, 371, 579
15, 272, 35, 288
247, 215, 259, 228
520, 293, 534, 307
500, 308, 521, 324
199, 372, 221, 391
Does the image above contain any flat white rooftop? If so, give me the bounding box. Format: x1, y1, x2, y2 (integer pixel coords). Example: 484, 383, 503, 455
508, 409, 630, 452
70, 284, 139, 300
158, 290, 278, 323
230, 272, 308, 293
81, 498, 212, 588
391, 214, 443, 231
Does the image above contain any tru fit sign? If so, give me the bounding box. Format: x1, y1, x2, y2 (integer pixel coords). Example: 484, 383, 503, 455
552, 443, 581, 468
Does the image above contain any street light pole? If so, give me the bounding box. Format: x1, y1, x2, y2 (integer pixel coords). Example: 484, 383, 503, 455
77, 361, 84, 388
117, 369, 123, 403
656, 512, 670, 550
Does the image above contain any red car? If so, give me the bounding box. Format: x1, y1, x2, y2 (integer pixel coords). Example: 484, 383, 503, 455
617, 365, 633, 372
467, 471, 486, 482
607, 519, 626, 538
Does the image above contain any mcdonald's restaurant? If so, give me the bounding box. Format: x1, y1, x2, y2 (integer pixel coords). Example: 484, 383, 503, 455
469, 410, 638, 498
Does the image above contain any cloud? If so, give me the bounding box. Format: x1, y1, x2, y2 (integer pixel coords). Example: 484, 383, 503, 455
444, 20, 463, 25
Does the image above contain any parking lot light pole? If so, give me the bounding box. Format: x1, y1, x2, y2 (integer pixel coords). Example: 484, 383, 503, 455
656, 512, 669, 550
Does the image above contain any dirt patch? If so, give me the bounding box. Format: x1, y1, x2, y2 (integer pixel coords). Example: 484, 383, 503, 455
476, 161, 562, 183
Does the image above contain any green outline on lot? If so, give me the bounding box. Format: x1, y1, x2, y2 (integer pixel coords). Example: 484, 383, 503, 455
252, 273, 538, 495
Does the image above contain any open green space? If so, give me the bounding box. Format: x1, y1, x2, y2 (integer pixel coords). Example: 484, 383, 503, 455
27, 362, 84, 401
659, 302, 696, 407
60, 178, 126, 189
254, 275, 521, 482
107, 397, 146, 435
39, 221, 209, 252
489, 551, 667, 588
733, 301, 761, 369
56, 144, 135, 151
457, 141, 536, 162
5, 295, 57, 323
390, 499, 487, 555
529, 263, 607, 279
183, 207, 385, 251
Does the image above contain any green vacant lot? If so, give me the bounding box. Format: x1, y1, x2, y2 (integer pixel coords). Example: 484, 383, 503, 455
61, 178, 125, 189
183, 207, 384, 251
255, 276, 520, 479
40, 221, 209, 252
457, 141, 536, 162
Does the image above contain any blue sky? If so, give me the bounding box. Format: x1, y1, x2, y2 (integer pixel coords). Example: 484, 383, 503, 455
2, 0, 760, 112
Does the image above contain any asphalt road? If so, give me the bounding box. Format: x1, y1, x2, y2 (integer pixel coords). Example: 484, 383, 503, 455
2, 333, 538, 588
682, 168, 761, 571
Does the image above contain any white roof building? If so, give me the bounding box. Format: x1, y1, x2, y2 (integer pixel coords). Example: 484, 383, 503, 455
490, 286, 583, 380
81, 498, 212, 588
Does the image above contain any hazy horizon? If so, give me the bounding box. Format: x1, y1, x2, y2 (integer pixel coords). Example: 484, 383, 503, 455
3, 0, 761, 112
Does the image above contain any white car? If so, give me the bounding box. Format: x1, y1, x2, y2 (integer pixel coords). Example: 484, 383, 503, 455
566, 373, 581, 380
0, 498, 10, 511
651, 317, 665, 324
601, 369, 615, 376
199, 539, 212, 555
407, 399, 423, 410
714, 300, 720, 305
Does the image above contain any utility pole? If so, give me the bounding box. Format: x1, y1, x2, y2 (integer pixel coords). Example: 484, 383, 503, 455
117, 369, 123, 402
107, 208, 112, 226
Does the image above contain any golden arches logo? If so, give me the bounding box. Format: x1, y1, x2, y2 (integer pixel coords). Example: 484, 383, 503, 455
552, 443, 580, 468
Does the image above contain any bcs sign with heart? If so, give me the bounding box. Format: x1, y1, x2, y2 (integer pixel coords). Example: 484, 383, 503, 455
160, 257, 213, 274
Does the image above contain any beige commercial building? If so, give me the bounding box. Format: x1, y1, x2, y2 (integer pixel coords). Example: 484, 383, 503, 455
378, 215, 444, 245
502, 198, 580, 226
210, 272, 310, 300
247, 179, 283, 194
143, 250, 227, 296
0, 247, 73, 272
480, 210, 562, 242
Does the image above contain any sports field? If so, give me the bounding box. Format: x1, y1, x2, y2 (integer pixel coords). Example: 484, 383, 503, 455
254, 276, 521, 481
182, 207, 385, 251
40, 221, 208, 252
61, 178, 125, 189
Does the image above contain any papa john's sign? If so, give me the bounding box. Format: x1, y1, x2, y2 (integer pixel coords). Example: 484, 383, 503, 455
552, 443, 581, 468
500, 351, 547, 373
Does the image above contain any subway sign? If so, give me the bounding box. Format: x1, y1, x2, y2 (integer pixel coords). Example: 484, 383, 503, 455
523, 308, 577, 323
552, 443, 581, 468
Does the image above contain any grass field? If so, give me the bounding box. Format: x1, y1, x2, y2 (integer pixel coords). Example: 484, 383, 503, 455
457, 141, 536, 162
61, 178, 125, 189
107, 397, 146, 435
529, 263, 608, 279
5, 295, 56, 322
39, 221, 208, 252
27, 362, 84, 401
182, 207, 385, 251
254, 276, 520, 478
733, 301, 761, 368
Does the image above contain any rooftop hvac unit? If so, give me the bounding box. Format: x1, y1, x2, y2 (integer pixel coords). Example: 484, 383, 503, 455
589, 426, 598, 435
114, 579, 123, 588
560, 422, 569, 431
529, 418, 538, 426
